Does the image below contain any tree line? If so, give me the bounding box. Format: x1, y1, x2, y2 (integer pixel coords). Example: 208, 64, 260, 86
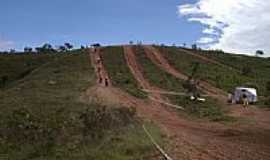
0, 43, 98, 54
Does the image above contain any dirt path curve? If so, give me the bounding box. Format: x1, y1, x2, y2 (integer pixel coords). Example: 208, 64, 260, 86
144, 45, 227, 101
178, 48, 240, 73
89, 48, 111, 87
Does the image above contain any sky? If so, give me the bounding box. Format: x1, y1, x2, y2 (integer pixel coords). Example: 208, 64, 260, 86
0, 0, 269, 56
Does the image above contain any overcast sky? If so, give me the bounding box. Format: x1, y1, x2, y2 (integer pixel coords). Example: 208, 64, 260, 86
0, 0, 269, 56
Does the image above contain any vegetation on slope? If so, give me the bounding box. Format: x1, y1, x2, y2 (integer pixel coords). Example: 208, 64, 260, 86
102, 46, 147, 98
197, 49, 270, 96
0, 51, 161, 160
168, 95, 234, 122
134, 46, 230, 121
0, 54, 57, 89
156, 46, 252, 94
134, 46, 185, 93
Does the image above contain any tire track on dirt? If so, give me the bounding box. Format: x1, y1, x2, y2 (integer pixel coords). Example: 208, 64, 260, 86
143, 45, 227, 101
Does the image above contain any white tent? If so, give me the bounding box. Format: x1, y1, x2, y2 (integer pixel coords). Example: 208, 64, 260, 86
232, 87, 257, 104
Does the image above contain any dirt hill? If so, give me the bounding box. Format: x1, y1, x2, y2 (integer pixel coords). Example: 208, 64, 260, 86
1, 45, 270, 160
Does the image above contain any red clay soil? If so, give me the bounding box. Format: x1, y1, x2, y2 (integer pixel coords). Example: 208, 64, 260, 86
87, 46, 270, 160
89, 48, 111, 87
144, 45, 227, 101
123, 45, 163, 101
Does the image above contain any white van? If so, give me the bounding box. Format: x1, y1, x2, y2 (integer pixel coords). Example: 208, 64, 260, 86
230, 87, 257, 104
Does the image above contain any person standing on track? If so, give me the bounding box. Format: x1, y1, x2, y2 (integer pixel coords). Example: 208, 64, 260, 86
242, 94, 249, 108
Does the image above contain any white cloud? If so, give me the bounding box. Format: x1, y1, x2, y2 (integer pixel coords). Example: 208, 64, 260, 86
0, 39, 14, 51
202, 28, 219, 35
197, 37, 215, 44
178, 0, 270, 56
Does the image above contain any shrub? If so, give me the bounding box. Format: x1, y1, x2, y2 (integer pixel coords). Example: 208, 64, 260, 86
266, 81, 270, 94
0, 105, 137, 158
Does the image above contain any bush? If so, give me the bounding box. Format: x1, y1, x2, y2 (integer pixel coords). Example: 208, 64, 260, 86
0, 105, 137, 159
266, 81, 270, 94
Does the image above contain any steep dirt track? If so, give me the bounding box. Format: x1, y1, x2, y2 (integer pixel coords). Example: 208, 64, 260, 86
144, 45, 227, 101
89, 48, 111, 87
86, 46, 270, 160
123, 46, 163, 100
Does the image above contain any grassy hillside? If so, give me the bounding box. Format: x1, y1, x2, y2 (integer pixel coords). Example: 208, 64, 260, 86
0, 51, 162, 160
134, 46, 185, 93
101, 46, 146, 98
0, 54, 57, 89
133, 46, 231, 121
196, 49, 270, 96
156, 46, 253, 94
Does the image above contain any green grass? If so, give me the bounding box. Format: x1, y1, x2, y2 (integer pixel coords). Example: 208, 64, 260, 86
102, 46, 147, 98
156, 46, 252, 94
168, 95, 235, 122
197, 49, 270, 96
134, 46, 185, 93
0, 53, 58, 89
0, 50, 162, 160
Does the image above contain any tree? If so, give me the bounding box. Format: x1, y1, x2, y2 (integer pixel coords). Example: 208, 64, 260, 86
24, 47, 33, 53
58, 46, 67, 52
256, 50, 264, 57
64, 43, 73, 50
36, 43, 56, 53
9, 49, 16, 54
192, 44, 197, 50
183, 43, 186, 48
91, 43, 101, 48
129, 41, 134, 45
